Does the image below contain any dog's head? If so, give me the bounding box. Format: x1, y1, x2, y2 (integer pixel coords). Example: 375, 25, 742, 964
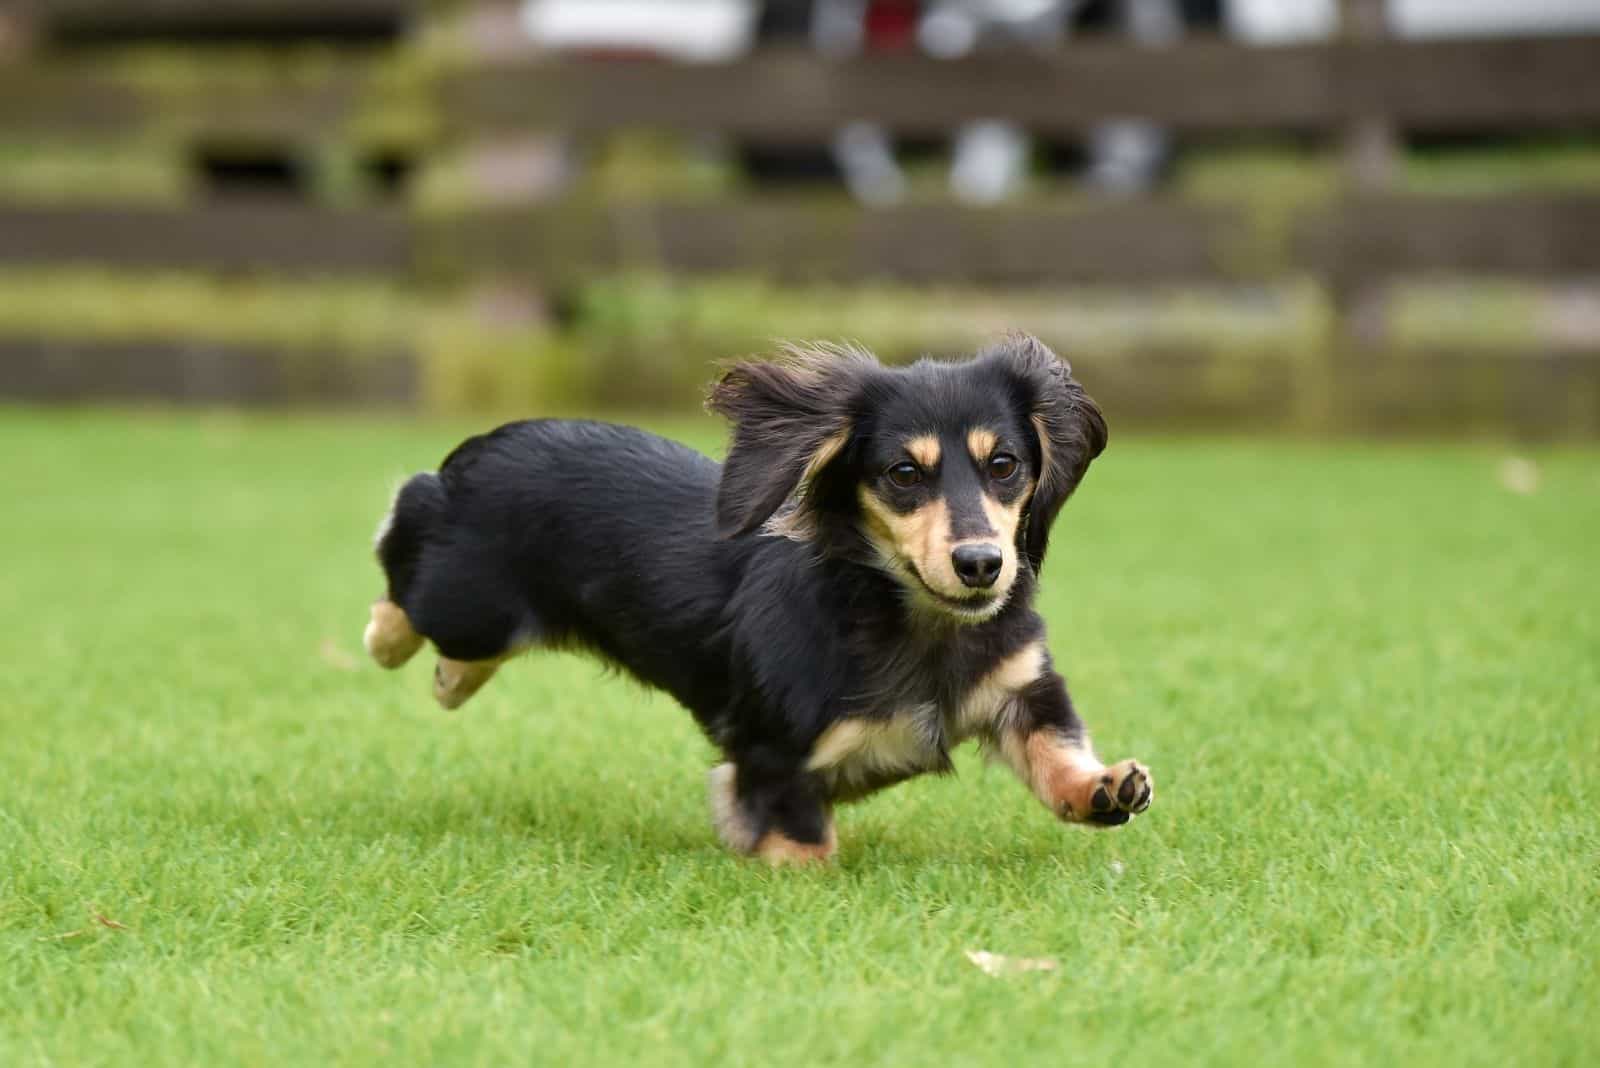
708, 334, 1106, 623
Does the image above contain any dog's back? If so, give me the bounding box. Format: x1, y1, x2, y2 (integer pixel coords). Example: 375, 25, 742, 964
367, 419, 730, 706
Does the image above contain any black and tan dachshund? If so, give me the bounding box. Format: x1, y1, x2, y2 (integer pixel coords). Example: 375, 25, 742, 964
364, 334, 1152, 863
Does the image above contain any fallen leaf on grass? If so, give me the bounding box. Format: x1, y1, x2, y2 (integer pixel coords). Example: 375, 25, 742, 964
38, 909, 130, 942
1498, 457, 1541, 496
965, 950, 1059, 977
319, 638, 359, 671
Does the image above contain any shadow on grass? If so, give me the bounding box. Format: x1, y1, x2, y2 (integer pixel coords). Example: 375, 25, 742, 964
180, 772, 1117, 875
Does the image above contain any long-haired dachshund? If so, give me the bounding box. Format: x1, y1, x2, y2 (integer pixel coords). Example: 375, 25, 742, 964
364, 334, 1152, 863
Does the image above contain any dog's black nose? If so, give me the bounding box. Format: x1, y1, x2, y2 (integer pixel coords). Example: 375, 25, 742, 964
951, 544, 1003, 589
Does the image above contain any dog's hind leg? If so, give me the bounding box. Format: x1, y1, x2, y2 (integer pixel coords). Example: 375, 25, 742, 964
433, 657, 503, 710
364, 600, 424, 669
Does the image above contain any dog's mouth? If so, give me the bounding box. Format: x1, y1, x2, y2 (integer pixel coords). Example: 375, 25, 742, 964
905, 566, 1005, 621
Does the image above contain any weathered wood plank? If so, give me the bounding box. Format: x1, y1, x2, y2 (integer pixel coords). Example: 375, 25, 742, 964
428, 193, 1600, 285
2, 333, 1593, 437
0, 204, 410, 274
1297, 194, 1600, 280
4, 194, 1598, 283
0, 334, 416, 406
424, 198, 1264, 285
7, 35, 1595, 142
0, 64, 381, 139
1348, 36, 1600, 131
32, 1, 415, 34
445, 43, 1335, 138
444, 36, 1600, 139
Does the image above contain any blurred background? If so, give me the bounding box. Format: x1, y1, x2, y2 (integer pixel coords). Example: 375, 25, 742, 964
2, 0, 1598, 433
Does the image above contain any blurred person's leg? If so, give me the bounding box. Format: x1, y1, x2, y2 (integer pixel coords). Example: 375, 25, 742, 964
926, 0, 1072, 204
834, 121, 908, 206
1078, 0, 1185, 194
816, 0, 911, 205
811, 0, 869, 55
949, 120, 1031, 204
1083, 120, 1169, 194
741, 0, 840, 187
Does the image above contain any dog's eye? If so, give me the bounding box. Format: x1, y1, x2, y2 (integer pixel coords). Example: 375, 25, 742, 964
988, 453, 1020, 481
887, 462, 922, 488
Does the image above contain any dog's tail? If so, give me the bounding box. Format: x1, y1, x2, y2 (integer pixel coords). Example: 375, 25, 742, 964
374, 471, 447, 605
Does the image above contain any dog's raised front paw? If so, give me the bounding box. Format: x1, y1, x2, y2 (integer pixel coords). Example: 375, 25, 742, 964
1081, 759, 1153, 826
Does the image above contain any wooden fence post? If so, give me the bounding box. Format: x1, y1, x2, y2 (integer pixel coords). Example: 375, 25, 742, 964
1334, 0, 1397, 338
1325, 0, 1399, 429
1336, 0, 1398, 328
0, 2, 37, 61
1341, 0, 1398, 191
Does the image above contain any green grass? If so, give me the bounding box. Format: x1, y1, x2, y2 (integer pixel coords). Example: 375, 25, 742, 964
1, 409, 1596, 1066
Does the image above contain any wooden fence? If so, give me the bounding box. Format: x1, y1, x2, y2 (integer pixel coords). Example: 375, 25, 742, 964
446, 35, 1600, 136
2, 0, 1599, 430
8, 193, 1598, 284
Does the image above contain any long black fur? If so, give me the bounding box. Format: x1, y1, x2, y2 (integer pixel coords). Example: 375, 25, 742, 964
373, 335, 1111, 851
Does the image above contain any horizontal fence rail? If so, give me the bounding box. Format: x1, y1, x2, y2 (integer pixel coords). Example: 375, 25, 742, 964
21, 0, 416, 37
430, 194, 1600, 285
445, 36, 1600, 138
0, 204, 411, 274
0, 334, 415, 406
13, 196, 1589, 285
10, 35, 1594, 140
0, 65, 402, 139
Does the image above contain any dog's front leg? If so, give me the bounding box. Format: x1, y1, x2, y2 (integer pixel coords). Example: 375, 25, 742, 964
708, 759, 836, 866
993, 671, 1153, 827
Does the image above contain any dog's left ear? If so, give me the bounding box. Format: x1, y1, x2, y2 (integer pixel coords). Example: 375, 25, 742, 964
989, 333, 1107, 573
706, 345, 872, 538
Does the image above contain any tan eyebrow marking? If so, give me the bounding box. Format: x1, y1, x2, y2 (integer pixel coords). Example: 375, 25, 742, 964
905, 435, 941, 468
967, 428, 998, 463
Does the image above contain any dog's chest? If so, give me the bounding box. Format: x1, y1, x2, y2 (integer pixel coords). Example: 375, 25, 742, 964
805, 690, 1023, 797
805, 703, 948, 799
804, 641, 1045, 799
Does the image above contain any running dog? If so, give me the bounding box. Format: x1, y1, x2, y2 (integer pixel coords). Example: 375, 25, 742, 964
364, 334, 1152, 863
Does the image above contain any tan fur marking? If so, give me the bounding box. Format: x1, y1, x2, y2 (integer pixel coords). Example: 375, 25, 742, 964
955, 641, 1046, 739
967, 428, 998, 463
858, 488, 963, 599
1019, 731, 1107, 817
994, 727, 1096, 808
804, 429, 850, 485
762, 427, 851, 541
994, 730, 1153, 824
1031, 413, 1055, 484
711, 763, 837, 862
905, 435, 941, 469
807, 714, 934, 779
433, 658, 501, 710
364, 600, 423, 669
806, 720, 874, 770
708, 763, 760, 853
979, 487, 1027, 547
755, 824, 837, 866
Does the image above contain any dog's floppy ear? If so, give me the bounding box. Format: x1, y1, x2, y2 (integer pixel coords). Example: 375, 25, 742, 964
991, 333, 1107, 573
706, 344, 873, 538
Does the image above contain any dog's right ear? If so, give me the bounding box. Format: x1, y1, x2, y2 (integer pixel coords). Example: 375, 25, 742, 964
706, 345, 872, 538
987, 333, 1107, 573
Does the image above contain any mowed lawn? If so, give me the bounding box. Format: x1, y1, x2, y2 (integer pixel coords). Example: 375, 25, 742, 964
1, 407, 1595, 1067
